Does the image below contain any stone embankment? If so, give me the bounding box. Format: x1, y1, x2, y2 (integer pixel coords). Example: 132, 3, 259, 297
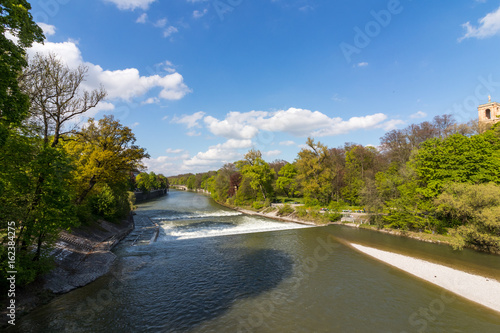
134, 189, 168, 203
43, 215, 135, 294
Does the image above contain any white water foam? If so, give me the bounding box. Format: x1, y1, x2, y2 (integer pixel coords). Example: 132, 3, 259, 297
153, 210, 243, 222
159, 214, 312, 241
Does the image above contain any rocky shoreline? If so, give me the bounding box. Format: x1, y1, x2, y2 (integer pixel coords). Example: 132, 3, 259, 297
3, 214, 135, 323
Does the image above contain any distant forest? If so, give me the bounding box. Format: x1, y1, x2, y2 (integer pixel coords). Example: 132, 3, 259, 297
169, 116, 500, 254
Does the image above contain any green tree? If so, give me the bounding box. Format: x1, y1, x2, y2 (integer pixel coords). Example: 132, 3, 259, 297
435, 182, 500, 253
237, 150, 275, 201
64, 116, 149, 205
276, 163, 298, 197
0, 0, 44, 145
295, 138, 333, 205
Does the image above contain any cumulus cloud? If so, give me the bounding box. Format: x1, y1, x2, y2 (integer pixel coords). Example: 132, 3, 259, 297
264, 150, 282, 157
172, 111, 206, 128
184, 139, 252, 167
459, 6, 500, 41
27, 39, 191, 102
279, 140, 296, 146
37, 23, 56, 36
166, 148, 184, 154
410, 111, 427, 119
203, 108, 389, 139
103, 0, 156, 11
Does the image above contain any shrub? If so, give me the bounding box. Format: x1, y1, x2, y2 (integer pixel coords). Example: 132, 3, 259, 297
277, 204, 294, 216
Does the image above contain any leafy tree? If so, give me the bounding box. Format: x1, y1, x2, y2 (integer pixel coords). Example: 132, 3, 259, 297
0, 0, 44, 145
276, 163, 298, 197
435, 182, 500, 253
63, 115, 149, 205
21, 53, 107, 147
237, 150, 275, 200
295, 138, 333, 204
413, 133, 500, 198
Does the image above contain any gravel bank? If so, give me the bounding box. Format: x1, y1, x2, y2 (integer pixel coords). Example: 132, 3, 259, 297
350, 243, 500, 314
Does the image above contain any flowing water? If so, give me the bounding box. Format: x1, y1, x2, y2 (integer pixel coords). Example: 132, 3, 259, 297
12, 190, 500, 332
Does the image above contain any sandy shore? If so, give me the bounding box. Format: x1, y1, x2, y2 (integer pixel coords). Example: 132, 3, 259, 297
349, 243, 500, 314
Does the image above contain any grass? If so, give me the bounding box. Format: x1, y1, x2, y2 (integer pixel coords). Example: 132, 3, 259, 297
276, 196, 305, 204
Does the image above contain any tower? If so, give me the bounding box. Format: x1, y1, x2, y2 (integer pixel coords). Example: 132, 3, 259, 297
478, 96, 500, 125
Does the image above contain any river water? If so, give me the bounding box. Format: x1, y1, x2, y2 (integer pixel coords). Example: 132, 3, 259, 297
12, 190, 500, 332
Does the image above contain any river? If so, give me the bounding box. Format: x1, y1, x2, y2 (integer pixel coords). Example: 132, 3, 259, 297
12, 190, 500, 332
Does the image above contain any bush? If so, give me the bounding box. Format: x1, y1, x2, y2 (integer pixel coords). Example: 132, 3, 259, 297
277, 204, 294, 216
252, 201, 265, 210
326, 212, 342, 222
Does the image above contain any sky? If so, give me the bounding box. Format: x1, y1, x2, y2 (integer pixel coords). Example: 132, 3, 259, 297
23, 0, 500, 176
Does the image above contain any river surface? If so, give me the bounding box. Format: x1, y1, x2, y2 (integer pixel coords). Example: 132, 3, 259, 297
12, 190, 500, 332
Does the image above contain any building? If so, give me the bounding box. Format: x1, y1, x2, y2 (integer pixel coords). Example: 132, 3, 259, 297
478, 96, 500, 125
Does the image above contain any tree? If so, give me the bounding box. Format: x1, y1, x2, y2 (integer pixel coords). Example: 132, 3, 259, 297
21, 53, 107, 147
295, 138, 333, 205
435, 182, 500, 253
64, 116, 149, 205
237, 150, 275, 201
276, 163, 298, 198
0, 0, 44, 145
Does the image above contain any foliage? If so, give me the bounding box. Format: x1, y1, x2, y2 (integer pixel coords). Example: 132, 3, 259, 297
435, 182, 500, 253
0, 0, 44, 145
277, 204, 294, 216
276, 163, 298, 197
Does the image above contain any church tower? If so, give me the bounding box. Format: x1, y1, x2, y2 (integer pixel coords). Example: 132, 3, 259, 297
478, 96, 500, 125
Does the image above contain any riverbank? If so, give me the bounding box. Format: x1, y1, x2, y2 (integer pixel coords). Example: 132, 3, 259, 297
349, 243, 500, 314
2, 214, 135, 324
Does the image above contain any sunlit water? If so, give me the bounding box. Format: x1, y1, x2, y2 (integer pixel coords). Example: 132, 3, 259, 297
11, 190, 500, 332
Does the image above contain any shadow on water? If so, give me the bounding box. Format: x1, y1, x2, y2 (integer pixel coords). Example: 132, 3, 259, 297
11, 239, 293, 333
138, 245, 294, 332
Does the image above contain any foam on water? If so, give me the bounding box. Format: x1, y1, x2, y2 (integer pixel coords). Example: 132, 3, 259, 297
152, 210, 243, 222
158, 214, 311, 241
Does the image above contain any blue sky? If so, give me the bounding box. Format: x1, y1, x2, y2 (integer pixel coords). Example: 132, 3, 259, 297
25, 0, 500, 176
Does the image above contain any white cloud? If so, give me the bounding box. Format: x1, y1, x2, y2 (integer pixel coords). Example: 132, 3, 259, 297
136, 13, 148, 23
193, 9, 208, 19
131, 122, 140, 128
154, 18, 167, 28
172, 111, 206, 128
357, 62, 369, 67
163, 26, 179, 38
166, 148, 184, 154
264, 150, 282, 157
184, 139, 251, 167
378, 119, 405, 131
203, 108, 389, 139
142, 97, 159, 104
187, 130, 202, 137
37, 23, 56, 36
27, 39, 191, 102
410, 111, 427, 119
103, 0, 156, 11
459, 6, 500, 41
204, 113, 260, 139
279, 140, 296, 146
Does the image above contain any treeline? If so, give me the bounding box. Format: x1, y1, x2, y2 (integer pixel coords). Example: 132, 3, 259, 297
0, 5, 148, 286
170, 116, 500, 253
134, 172, 170, 192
